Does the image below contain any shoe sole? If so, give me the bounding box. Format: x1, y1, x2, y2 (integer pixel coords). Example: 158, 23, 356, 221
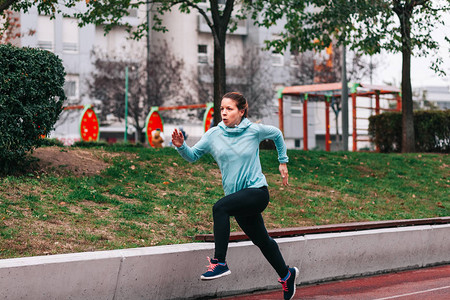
200, 270, 231, 280
289, 267, 299, 300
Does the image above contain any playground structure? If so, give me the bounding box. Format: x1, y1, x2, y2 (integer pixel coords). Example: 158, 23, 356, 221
56, 83, 400, 151
51, 105, 100, 145
278, 82, 401, 151
54, 103, 214, 147
144, 103, 214, 147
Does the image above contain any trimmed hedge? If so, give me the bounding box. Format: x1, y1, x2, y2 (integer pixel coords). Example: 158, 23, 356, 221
0, 45, 65, 173
369, 110, 450, 153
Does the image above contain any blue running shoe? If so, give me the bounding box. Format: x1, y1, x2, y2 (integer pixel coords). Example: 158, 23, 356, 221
200, 257, 231, 280
278, 267, 299, 300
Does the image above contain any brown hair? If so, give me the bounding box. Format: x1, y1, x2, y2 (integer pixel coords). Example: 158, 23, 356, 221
222, 92, 248, 118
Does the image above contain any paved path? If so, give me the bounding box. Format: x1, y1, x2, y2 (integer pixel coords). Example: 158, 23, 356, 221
221, 264, 450, 300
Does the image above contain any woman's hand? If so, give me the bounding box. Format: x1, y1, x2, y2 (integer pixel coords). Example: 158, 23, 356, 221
172, 128, 184, 148
279, 163, 289, 186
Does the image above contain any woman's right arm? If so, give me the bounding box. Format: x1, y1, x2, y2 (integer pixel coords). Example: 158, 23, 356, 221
172, 128, 208, 163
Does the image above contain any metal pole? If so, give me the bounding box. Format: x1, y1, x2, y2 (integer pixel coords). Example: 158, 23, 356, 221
303, 93, 308, 151
124, 66, 129, 142
341, 43, 349, 151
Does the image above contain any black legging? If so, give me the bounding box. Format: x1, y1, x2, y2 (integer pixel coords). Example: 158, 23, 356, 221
212, 186, 289, 278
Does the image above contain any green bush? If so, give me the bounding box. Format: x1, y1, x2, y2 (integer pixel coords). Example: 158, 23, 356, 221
72, 140, 110, 148
0, 45, 65, 173
368, 112, 402, 153
414, 110, 450, 152
369, 110, 450, 153
40, 138, 65, 147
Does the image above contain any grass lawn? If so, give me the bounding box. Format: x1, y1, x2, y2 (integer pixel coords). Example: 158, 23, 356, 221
0, 145, 448, 259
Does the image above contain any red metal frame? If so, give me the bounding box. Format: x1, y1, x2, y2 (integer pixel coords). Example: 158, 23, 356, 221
63, 105, 85, 110
325, 99, 331, 151
278, 82, 401, 152
65, 104, 209, 111
352, 93, 358, 151
278, 97, 284, 135
158, 103, 208, 111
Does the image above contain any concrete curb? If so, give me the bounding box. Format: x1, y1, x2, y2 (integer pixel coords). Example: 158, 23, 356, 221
1, 224, 449, 300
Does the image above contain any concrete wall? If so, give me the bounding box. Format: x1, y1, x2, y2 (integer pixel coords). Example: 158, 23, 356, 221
1, 224, 449, 300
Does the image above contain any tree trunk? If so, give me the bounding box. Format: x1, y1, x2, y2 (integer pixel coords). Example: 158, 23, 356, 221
335, 115, 341, 150
341, 43, 349, 151
146, 2, 152, 107
212, 28, 227, 127
135, 119, 144, 144
209, 0, 234, 127
398, 5, 415, 153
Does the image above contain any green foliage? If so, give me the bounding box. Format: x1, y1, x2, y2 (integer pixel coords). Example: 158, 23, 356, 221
369, 110, 450, 153
0, 45, 65, 173
250, 0, 449, 59
249, 0, 449, 153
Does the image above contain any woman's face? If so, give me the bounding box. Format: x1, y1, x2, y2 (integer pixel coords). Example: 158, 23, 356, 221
221, 98, 245, 127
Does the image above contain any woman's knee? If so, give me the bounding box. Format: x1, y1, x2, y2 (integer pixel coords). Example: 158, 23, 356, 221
213, 201, 226, 217
253, 236, 277, 250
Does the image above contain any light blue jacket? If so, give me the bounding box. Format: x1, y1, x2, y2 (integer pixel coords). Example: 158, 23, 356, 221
176, 118, 288, 195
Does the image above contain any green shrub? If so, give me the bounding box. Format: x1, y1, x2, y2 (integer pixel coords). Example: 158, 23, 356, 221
72, 140, 109, 148
72, 140, 145, 149
368, 112, 402, 153
0, 45, 65, 173
369, 110, 450, 153
40, 138, 65, 147
414, 110, 450, 152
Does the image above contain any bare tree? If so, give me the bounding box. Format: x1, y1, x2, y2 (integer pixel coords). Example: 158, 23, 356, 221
291, 44, 379, 85
290, 50, 316, 85
229, 47, 274, 119
197, 46, 274, 120
87, 41, 193, 142
347, 53, 380, 83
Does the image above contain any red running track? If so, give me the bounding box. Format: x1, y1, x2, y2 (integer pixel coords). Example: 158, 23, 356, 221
221, 264, 450, 300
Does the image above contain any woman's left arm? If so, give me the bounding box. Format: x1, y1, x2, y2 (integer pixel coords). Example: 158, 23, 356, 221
279, 163, 289, 186
257, 124, 289, 185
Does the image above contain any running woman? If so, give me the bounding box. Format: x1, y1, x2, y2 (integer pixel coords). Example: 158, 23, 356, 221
172, 92, 298, 300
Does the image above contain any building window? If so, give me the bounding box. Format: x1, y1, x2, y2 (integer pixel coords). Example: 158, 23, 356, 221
37, 16, 54, 51
198, 44, 208, 64
295, 139, 301, 148
290, 49, 299, 68
271, 51, 284, 66
290, 99, 302, 115
64, 75, 79, 102
126, 8, 138, 18
62, 18, 79, 53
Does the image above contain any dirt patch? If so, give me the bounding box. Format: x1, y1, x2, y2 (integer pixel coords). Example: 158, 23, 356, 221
31, 146, 110, 177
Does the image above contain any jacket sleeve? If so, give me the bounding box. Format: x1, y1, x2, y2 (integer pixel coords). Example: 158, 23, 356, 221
257, 124, 289, 164
176, 132, 210, 163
